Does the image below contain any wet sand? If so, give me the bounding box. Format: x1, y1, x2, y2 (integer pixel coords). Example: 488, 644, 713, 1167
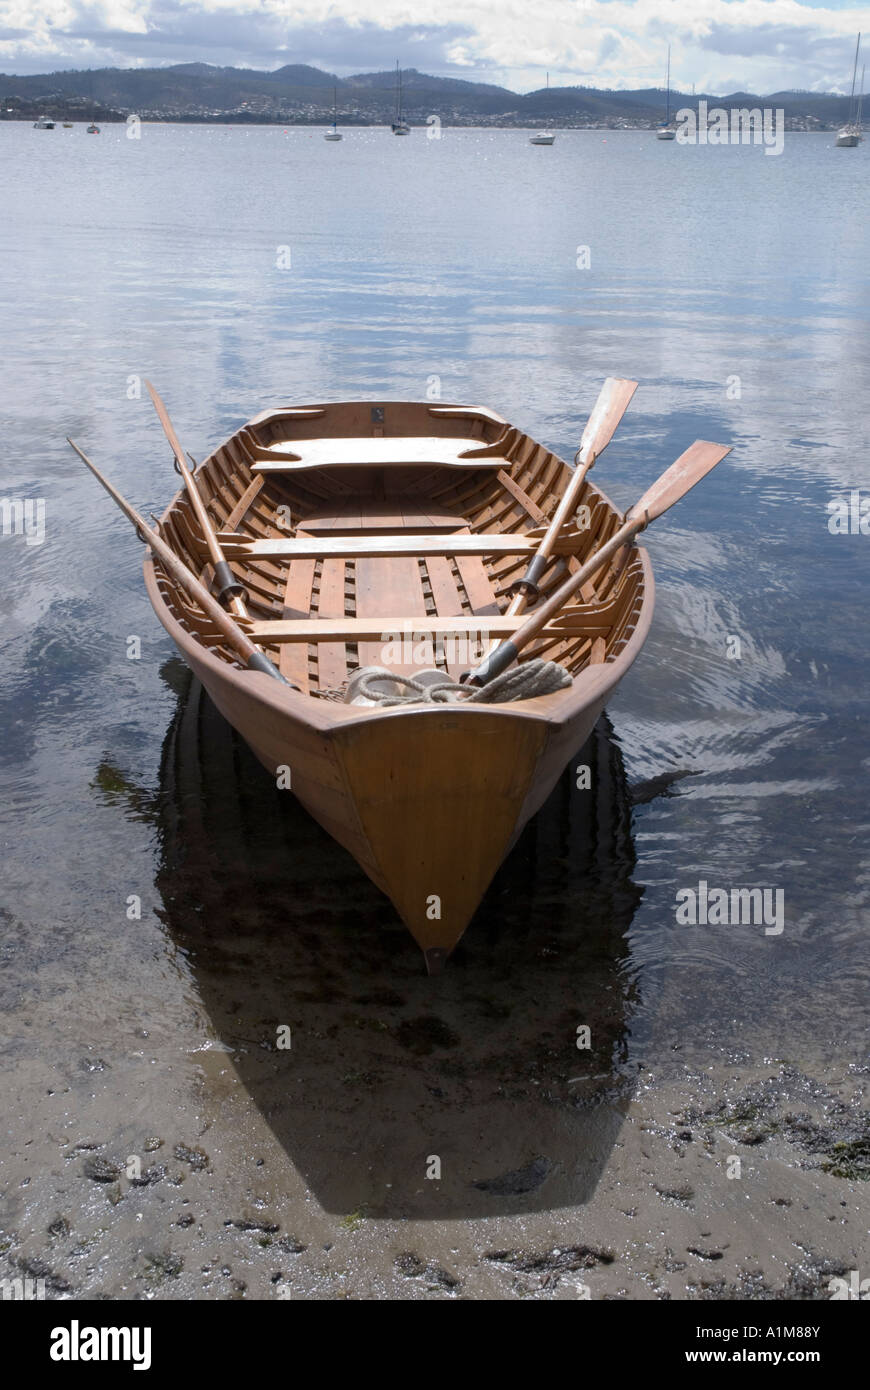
3, 1043, 866, 1300
2, 671, 866, 1300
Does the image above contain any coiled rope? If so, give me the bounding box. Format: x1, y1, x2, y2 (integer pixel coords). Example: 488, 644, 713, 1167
344, 658, 572, 707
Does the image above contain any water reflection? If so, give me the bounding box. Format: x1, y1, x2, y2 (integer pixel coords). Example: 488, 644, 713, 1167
96, 660, 644, 1218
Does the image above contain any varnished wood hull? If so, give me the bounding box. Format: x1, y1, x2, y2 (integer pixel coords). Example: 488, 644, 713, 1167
143, 399, 655, 966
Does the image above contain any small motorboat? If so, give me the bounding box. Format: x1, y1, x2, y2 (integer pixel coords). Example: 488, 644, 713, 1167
33, 116, 55, 129
69, 381, 730, 970
87, 123, 100, 134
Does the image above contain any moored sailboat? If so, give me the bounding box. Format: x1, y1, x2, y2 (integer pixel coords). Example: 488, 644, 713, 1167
530, 72, 557, 143
656, 45, 677, 138
836, 33, 864, 145
324, 84, 343, 140
391, 61, 410, 134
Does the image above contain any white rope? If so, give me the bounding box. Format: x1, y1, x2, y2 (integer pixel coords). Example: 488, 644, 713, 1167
344, 659, 572, 707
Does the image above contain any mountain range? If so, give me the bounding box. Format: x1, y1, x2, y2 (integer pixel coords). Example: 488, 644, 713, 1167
0, 64, 856, 128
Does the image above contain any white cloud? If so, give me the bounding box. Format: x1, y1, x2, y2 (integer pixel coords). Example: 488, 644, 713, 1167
0, 0, 868, 91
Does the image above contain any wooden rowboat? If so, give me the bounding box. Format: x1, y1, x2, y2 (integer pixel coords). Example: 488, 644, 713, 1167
136, 396, 654, 970
71, 388, 729, 970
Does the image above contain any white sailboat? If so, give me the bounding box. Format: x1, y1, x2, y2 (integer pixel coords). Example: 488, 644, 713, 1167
836, 33, 864, 146
656, 45, 677, 138
530, 72, 556, 143
324, 84, 343, 140
33, 115, 55, 129
391, 62, 410, 134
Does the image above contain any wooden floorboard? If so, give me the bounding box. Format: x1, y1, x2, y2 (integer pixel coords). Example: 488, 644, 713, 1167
354, 556, 429, 674
316, 558, 349, 691
424, 555, 467, 679
278, 537, 316, 691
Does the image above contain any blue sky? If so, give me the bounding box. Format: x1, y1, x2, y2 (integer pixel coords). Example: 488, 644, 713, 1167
0, 0, 867, 92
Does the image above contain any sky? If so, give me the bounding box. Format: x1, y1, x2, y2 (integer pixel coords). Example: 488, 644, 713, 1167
0, 0, 868, 93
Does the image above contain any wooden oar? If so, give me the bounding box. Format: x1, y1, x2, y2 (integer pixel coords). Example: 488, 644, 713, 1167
66, 439, 293, 686
144, 380, 247, 618
508, 376, 638, 601
479, 376, 638, 666
464, 439, 731, 687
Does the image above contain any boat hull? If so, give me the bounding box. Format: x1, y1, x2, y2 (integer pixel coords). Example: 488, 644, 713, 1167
141, 396, 655, 965
147, 603, 642, 968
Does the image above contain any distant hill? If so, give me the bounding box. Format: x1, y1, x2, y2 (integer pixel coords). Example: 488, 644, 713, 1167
0, 63, 856, 127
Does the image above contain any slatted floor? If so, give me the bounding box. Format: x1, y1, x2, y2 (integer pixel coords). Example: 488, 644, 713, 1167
270, 494, 507, 690
174, 414, 649, 698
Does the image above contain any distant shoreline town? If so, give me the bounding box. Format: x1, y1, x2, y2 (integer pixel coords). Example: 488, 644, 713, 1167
0, 62, 857, 132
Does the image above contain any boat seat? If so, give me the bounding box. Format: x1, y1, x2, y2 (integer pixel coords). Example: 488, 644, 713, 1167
248, 598, 621, 644
250, 436, 511, 474
215, 532, 585, 560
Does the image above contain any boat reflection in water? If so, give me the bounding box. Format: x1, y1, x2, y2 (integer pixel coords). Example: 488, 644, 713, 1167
97, 660, 644, 1217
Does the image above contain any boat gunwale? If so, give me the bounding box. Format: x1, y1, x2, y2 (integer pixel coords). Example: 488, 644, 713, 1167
145, 399, 656, 728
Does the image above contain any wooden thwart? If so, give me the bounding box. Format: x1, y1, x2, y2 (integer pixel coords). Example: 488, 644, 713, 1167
216, 531, 586, 560
248, 601, 619, 644
252, 435, 511, 473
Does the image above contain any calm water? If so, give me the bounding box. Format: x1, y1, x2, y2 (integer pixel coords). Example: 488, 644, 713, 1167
1, 123, 868, 1133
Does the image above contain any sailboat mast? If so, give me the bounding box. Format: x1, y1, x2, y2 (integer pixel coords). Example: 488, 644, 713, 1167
849, 32, 861, 121
665, 44, 671, 123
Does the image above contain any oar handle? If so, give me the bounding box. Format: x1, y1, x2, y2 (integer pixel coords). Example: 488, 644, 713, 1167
67, 439, 293, 688
466, 513, 643, 686
466, 436, 731, 689
145, 382, 247, 610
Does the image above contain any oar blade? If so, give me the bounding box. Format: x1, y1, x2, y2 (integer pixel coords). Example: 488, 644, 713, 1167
144, 379, 187, 465
579, 376, 638, 458
629, 440, 731, 525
